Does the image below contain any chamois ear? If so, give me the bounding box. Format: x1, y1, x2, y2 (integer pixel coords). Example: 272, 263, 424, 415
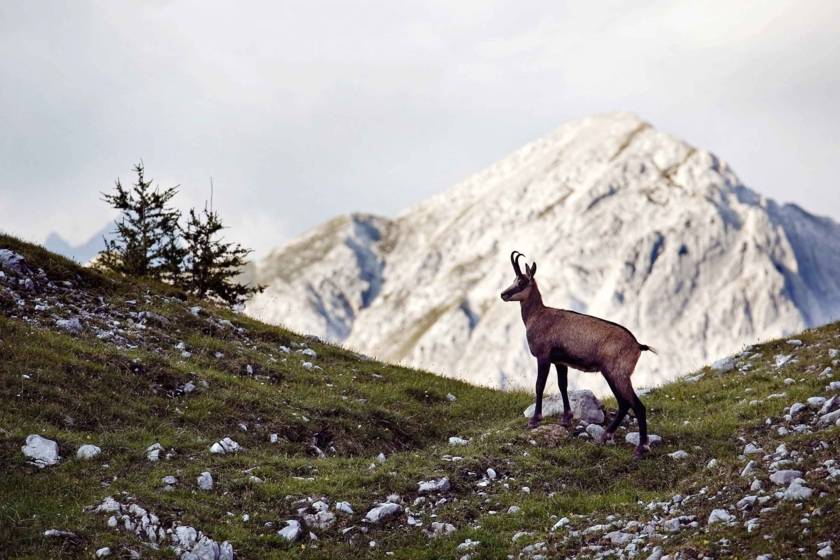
527, 262, 537, 277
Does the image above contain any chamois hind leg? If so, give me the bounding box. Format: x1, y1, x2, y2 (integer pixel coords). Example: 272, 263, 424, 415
528, 359, 551, 429
554, 363, 573, 427
600, 375, 630, 444
612, 375, 649, 458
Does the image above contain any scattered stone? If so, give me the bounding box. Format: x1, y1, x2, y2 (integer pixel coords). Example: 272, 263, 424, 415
365, 502, 402, 523
775, 354, 793, 368
523, 389, 605, 424
448, 436, 469, 446
808, 396, 827, 408
712, 356, 735, 372
604, 530, 634, 546
787, 339, 803, 346
456, 539, 481, 551
76, 444, 102, 460
706, 458, 719, 469
376, 452, 386, 463
770, 470, 802, 485
625, 432, 662, 447
790, 402, 807, 416
551, 517, 570, 531
418, 477, 450, 494
586, 424, 605, 441
197, 471, 213, 491
43, 529, 78, 540
209, 437, 240, 454
146, 443, 163, 462
507, 505, 521, 514
784, 480, 813, 501
55, 317, 82, 333
426, 522, 457, 538
486, 468, 497, 480
304, 511, 336, 530
447, 393, 457, 402
95, 547, 111, 558
708, 509, 734, 524
278, 520, 303, 542
668, 450, 689, 460
743, 443, 763, 455
817, 543, 833, 558
335, 501, 353, 515
22, 435, 60, 468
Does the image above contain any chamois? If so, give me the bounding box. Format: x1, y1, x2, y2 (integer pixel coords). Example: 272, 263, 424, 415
500, 251, 656, 458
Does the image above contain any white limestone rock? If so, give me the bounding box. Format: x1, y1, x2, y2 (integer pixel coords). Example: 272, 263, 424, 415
209, 437, 240, 454
364, 502, 402, 523
278, 520, 303, 542
418, 477, 450, 494
76, 444, 102, 460
197, 471, 213, 491
22, 435, 60, 468
523, 389, 605, 424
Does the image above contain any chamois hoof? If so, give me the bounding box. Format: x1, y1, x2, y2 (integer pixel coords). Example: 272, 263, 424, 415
526, 415, 543, 429
558, 412, 573, 427
633, 444, 651, 459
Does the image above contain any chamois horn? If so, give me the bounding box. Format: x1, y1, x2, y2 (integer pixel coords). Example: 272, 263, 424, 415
510, 251, 526, 277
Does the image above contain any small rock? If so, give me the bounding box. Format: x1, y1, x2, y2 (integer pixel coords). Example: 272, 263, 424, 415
817, 544, 833, 558
783, 480, 813, 501
55, 317, 82, 333
304, 511, 336, 530
209, 437, 240, 454
522, 389, 605, 424
708, 509, 733, 524
22, 435, 60, 468
335, 501, 354, 515
668, 450, 689, 460
787, 339, 803, 346
376, 452, 386, 463
770, 470, 802, 485
76, 444, 102, 460
586, 424, 605, 441
486, 468, 497, 480
706, 458, 718, 469
712, 356, 735, 372
145, 443, 163, 462
197, 471, 213, 491
365, 502, 402, 523
507, 505, 521, 514
278, 520, 302, 542
447, 393, 457, 402
426, 521, 456, 538
95, 547, 111, 557
448, 436, 469, 446
456, 539, 481, 551
418, 477, 450, 494
808, 396, 827, 408
625, 432, 662, 447
162, 475, 178, 486
551, 517, 570, 530
744, 443, 763, 455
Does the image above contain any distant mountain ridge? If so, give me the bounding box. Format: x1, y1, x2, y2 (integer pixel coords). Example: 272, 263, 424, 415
244, 112, 840, 395
45, 224, 112, 264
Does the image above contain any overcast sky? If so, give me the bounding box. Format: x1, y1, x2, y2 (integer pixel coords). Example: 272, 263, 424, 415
1, 1, 839, 256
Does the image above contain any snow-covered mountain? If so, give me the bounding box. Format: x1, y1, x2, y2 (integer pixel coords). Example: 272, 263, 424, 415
245, 113, 840, 395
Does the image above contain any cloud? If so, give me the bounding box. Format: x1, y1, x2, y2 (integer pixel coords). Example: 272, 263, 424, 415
1, 1, 839, 254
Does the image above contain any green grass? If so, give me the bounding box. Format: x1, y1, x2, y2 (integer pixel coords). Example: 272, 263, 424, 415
1, 233, 839, 559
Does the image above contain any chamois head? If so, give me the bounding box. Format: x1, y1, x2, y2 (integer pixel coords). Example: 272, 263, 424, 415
500, 250, 537, 301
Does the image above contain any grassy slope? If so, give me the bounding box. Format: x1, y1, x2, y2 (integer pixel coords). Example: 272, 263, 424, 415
1, 234, 838, 559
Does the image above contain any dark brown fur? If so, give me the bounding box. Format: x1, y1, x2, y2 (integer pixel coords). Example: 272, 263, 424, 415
501, 251, 655, 458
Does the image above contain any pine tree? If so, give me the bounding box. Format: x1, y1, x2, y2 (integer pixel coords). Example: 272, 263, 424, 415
98, 162, 185, 281
181, 206, 262, 306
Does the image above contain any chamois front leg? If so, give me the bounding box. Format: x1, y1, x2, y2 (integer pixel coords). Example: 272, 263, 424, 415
527, 359, 550, 429
555, 363, 573, 427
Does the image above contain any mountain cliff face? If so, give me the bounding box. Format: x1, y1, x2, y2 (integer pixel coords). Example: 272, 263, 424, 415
245, 113, 840, 394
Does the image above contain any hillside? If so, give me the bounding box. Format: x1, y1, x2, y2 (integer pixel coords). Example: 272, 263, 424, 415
244, 112, 840, 396
2, 235, 840, 559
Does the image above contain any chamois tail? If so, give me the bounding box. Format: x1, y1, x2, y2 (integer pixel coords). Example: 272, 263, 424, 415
639, 344, 657, 355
